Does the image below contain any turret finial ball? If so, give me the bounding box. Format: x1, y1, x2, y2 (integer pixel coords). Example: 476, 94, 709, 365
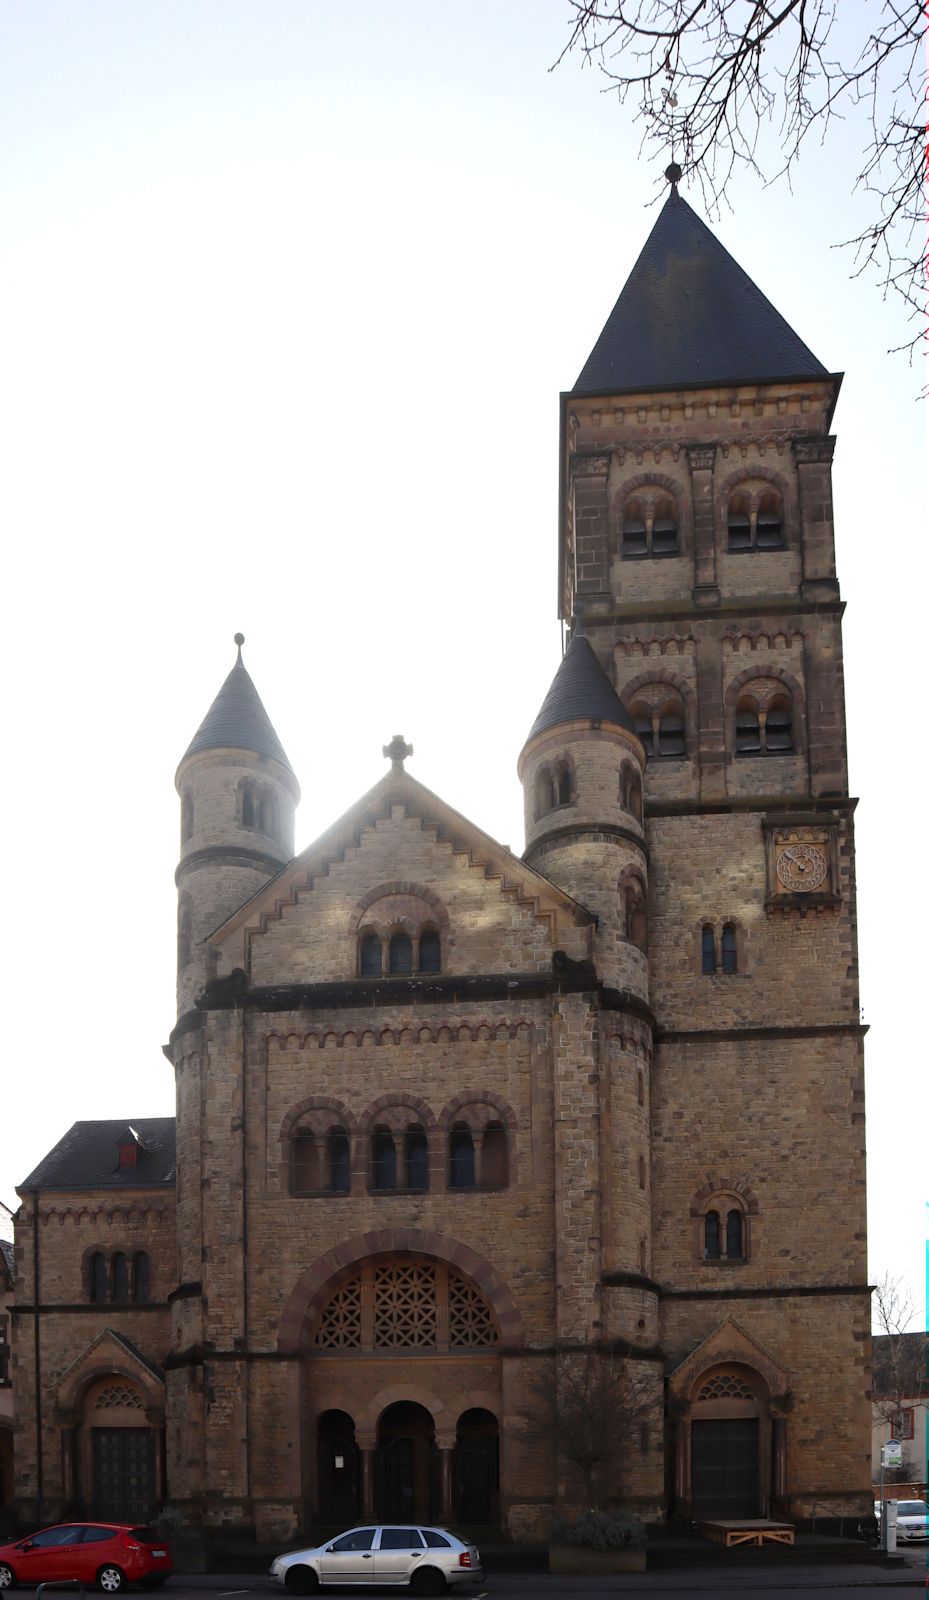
234, 632, 245, 647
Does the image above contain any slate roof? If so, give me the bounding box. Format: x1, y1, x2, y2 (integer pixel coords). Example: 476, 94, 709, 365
0, 1239, 13, 1279
180, 640, 295, 776
526, 631, 637, 743
573, 187, 828, 395
19, 1119, 177, 1191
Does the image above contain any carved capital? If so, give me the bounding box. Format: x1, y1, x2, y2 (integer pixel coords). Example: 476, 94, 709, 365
687, 445, 716, 473
570, 452, 611, 479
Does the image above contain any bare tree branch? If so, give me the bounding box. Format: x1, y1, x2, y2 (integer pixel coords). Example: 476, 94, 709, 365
872, 1274, 928, 1481
555, 0, 926, 358
518, 1350, 661, 1508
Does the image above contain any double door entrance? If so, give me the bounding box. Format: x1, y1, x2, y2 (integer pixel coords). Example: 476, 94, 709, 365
691, 1418, 760, 1519
92, 1429, 155, 1522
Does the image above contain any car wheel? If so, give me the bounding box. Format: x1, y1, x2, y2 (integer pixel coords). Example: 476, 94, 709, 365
0, 1564, 16, 1591
284, 1567, 319, 1595
97, 1566, 126, 1593
409, 1567, 445, 1597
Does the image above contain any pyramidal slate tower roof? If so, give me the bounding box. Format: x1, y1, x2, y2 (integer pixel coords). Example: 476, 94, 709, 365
573, 187, 827, 395
527, 630, 636, 744
180, 636, 295, 775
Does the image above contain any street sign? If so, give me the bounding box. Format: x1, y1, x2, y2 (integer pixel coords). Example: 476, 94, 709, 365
882, 1439, 903, 1467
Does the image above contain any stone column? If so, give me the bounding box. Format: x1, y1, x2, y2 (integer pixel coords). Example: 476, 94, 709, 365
772, 1417, 788, 1502
358, 1439, 376, 1520
436, 1438, 455, 1524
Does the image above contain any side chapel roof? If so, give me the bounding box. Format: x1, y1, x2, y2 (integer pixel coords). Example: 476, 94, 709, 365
19, 1119, 177, 1191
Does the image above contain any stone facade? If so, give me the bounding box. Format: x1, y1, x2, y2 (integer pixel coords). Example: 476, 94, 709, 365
12, 193, 870, 1541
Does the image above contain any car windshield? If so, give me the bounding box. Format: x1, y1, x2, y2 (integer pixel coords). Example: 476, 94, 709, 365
897, 1502, 928, 1516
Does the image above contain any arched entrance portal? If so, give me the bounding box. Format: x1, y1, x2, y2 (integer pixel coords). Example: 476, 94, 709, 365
689, 1366, 768, 1520
376, 1403, 437, 1523
317, 1410, 359, 1524
453, 1408, 499, 1525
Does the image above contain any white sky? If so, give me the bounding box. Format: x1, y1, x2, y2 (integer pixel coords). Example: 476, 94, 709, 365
1, 1, 926, 1329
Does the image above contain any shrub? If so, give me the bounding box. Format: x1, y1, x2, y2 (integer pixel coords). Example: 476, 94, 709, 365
550, 1510, 646, 1550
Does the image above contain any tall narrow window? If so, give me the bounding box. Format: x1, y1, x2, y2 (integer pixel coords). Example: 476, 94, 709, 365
765, 696, 794, 752
632, 711, 654, 756
657, 711, 686, 757
292, 1131, 319, 1192
241, 786, 255, 827
622, 506, 648, 556
90, 1252, 108, 1304
482, 1123, 508, 1189
388, 932, 413, 974
359, 933, 382, 977
726, 1209, 745, 1260
727, 493, 752, 550
638, 1154, 647, 1189
756, 493, 784, 548
721, 924, 738, 974
418, 931, 441, 973
111, 1253, 130, 1304
372, 1130, 397, 1191
704, 1211, 721, 1260
536, 770, 557, 817
702, 925, 717, 974
735, 700, 762, 753
449, 1127, 476, 1189
327, 1130, 351, 1194
556, 765, 572, 805
405, 1128, 429, 1191
133, 1253, 151, 1304
652, 502, 679, 555
181, 790, 194, 844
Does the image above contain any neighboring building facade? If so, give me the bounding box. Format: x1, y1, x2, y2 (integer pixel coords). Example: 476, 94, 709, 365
1, 1236, 13, 1522
13, 185, 871, 1539
872, 1332, 928, 1496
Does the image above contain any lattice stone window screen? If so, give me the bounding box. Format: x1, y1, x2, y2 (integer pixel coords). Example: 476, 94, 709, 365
95, 1383, 144, 1409
314, 1258, 499, 1351
696, 1372, 754, 1401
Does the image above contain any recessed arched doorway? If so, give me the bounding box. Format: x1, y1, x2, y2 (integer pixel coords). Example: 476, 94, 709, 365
317, 1410, 359, 1524
453, 1408, 499, 1525
689, 1365, 769, 1520
376, 1402, 437, 1523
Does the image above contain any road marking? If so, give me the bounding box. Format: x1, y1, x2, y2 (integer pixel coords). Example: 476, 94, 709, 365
218, 1590, 250, 1595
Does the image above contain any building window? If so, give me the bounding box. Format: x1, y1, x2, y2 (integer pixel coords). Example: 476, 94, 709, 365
629, 691, 688, 759
726, 1209, 745, 1260
721, 923, 738, 974
404, 1127, 429, 1191
90, 1252, 108, 1303
620, 763, 643, 821
291, 1130, 320, 1193
359, 931, 382, 976
727, 487, 785, 551
736, 690, 794, 755
372, 1129, 398, 1191
704, 1211, 721, 1259
314, 1259, 499, 1351
449, 1127, 476, 1189
893, 1409, 915, 1440
623, 878, 648, 950
702, 1198, 749, 1262
622, 493, 679, 558
181, 789, 194, 844
111, 1253, 130, 1304
702, 922, 741, 974
133, 1253, 151, 1304
419, 930, 441, 973
638, 1154, 647, 1189
536, 759, 573, 818
327, 1129, 351, 1193
388, 932, 413, 974
701, 925, 717, 974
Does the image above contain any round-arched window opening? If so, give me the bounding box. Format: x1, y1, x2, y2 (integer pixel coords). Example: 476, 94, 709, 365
418, 930, 441, 973
359, 932, 382, 977
388, 932, 413, 975
449, 1127, 476, 1189
371, 1129, 398, 1192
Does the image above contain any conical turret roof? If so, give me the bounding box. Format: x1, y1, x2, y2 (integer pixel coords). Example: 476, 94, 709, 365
573, 187, 827, 395
180, 636, 295, 776
526, 631, 636, 744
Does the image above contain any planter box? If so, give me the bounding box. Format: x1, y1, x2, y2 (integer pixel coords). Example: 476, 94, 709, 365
549, 1542, 647, 1574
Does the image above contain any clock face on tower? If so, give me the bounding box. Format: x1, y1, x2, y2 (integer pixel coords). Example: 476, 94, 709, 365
775, 842, 828, 892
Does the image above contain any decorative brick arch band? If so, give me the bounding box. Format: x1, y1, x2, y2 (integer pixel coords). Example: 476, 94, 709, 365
438, 1090, 517, 1133
280, 1095, 359, 1146
278, 1228, 525, 1352
620, 668, 697, 719
717, 463, 794, 505
359, 1093, 438, 1135
352, 881, 450, 936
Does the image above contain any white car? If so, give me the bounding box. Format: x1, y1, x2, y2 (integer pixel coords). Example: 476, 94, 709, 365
892, 1500, 929, 1542
270, 1524, 485, 1594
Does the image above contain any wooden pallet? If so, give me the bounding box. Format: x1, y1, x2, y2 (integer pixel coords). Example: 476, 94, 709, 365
699, 1519, 796, 1548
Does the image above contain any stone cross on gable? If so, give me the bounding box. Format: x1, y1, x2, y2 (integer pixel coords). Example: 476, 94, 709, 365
383, 734, 413, 770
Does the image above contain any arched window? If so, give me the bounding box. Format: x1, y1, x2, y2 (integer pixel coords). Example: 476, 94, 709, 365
727, 485, 785, 551
241, 784, 255, 827
405, 1127, 429, 1191
90, 1252, 108, 1303
372, 1129, 397, 1191
736, 688, 794, 754
736, 698, 762, 753
254, 794, 266, 833
111, 1252, 130, 1304
555, 763, 572, 805
359, 932, 382, 977
704, 1211, 721, 1260
721, 923, 738, 974
624, 879, 648, 950
292, 1130, 320, 1193
702, 925, 717, 974
133, 1253, 151, 1303
630, 691, 687, 759
726, 1209, 745, 1259
632, 711, 654, 756
620, 764, 643, 821
482, 1122, 508, 1189
388, 932, 413, 974
449, 1127, 476, 1189
622, 499, 648, 556
418, 930, 441, 973
536, 769, 557, 817
622, 492, 679, 557
327, 1129, 351, 1194
652, 499, 679, 555
657, 709, 686, 757
765, 695, 794, 751
181, 790, 194, 844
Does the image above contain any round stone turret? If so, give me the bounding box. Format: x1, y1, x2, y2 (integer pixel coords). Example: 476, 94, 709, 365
518, 630, 648, 999
175, 636, 300, 1015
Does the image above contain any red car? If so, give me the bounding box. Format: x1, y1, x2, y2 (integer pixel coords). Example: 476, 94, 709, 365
0, 1523, 172, 1592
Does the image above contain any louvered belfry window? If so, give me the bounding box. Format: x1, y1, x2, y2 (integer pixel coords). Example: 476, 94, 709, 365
313, 1259, 499, 1351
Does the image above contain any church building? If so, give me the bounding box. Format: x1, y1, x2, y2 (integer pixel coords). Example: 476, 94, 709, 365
13, 184, 871, 1541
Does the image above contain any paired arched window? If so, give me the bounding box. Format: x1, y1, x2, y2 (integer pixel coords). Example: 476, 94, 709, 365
535, 759, 574, 818
622, 491, 679, 558
727, 486, 785, 551
291, 1127, 352, 1195
703, 1204, 747, 1261
735, 689, 794, 754
448, 1118, 508, 1191
629, 690, 687, 758
620, 763, 643, 822
88, 1251, 152, 1303
701, 922, 740, 974
371, 1122, 429, 1192
356, 926, 442, 977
